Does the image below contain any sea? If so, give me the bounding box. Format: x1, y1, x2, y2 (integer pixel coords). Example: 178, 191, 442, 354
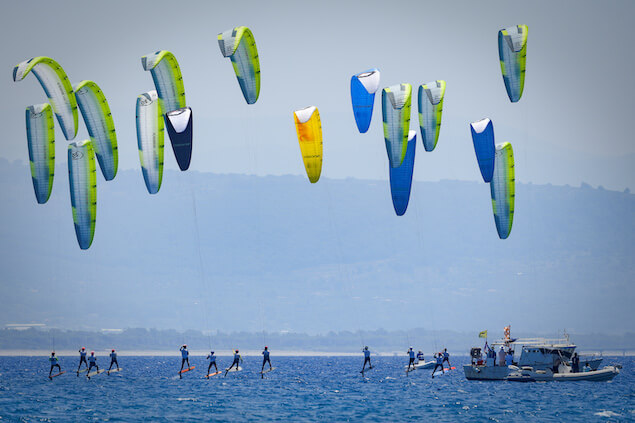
0, 355, 632, 422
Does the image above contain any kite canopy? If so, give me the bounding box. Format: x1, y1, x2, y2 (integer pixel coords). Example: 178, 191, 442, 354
418, 80, 445, 152
470, 118, 496, 183
294, 106, 323, 183
141, 51, 186, 113
350, 69, 380, 133
68, 140, 97, 250
389, 130, 416, 216
165, 107, 193, 171
74, 80, 118, 181
218, 26, 261, 104
13, 57, 78, 140
490, 142, 515, 239
498, 25, 528, 103
25, 103, 55, 204
382, 83, 412, 168
136, 91, 164, 194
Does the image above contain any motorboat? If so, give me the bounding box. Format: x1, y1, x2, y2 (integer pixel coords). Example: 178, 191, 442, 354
464, 329, 608, 381
506, 364, 620, 382
404, 360, 436, 371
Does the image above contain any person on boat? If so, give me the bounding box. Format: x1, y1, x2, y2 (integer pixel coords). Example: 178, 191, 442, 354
362, 346, 372, 372
108, 349, 119, 372
261, 346, 272, 372
505, 349, 513, 366
416, 350, 425, 363
77, 347, 88, 374
583, 362, 591, 372
497, 346, 506, 366
571, 352, 580, 373
48, 351, 61, 378
225, 349, 242, 375
407, 347, 416, 371
179, 344, 190, 377
432, 352, 444, 378
206, 350, 218, 376
442, 348, 451, 367
87, 351, 98, 375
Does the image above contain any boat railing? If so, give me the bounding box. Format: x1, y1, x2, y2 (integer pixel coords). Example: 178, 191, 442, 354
491, 337, 576, 348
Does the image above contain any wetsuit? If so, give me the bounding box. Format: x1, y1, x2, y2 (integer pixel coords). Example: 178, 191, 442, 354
226, 352, 241, 375
362, 349, 371, 371
407, 350, 416, 370
49, 355, 61, 377
108, 352, 119, 371
262, 349, 272, 371
442, 350, 450, 366
206, 353, 218, 374
87, 355, 98, 374
432, 354, 445, 379
179, 347, 190, 376
432, 354, 444, 377
77, 349, 88, 373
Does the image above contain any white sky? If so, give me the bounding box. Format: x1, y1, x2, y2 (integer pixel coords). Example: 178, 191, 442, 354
1, 0, 633, 190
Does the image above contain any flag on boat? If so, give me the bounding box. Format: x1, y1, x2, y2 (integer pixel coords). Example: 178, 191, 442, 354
479, 330, 488, 338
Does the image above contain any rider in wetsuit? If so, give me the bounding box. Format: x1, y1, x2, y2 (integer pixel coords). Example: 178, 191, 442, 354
261, 346, 272, 372
87, 351, 98, 376
48, 352, 61, 378
108, 349, 119, 372
432, 352, 444, 378
179, 345, 190, 378
407, 347, 416, 371
77, 347, 88, 375
225, 349, 242, 376
442, 348, 451, 367
206, 351, 218, 376
361, 346, 372, 372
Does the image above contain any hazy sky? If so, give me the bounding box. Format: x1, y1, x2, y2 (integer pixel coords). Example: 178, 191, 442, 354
1, 0, 633, 190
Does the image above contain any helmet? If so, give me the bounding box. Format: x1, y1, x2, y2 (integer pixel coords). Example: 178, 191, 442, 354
112, 349, 115, 352
211, 351, 214, 354
183, 344, 187, 348
91, 351, 95, 354
81, 347, 85, 350
265, 346, 268, 349
364, 346, 368, 350
236, 349, 239, 353
51, 351, 55, 355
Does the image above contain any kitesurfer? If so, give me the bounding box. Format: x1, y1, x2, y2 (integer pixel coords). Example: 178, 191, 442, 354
108, 349, 119, 372
179, 345, 190, 378
87, 351, 98, 375
407, 347, 416, 371
442, 348, 451, 367
416, 350, 425, 363
361, 346, 372, 372
261, 346, 272, 372
571, 353, 580, 373
206, 351, 218, 376
76, 347, 88, 374
48, 351, 61, 378
225, 349, 242, 376
432, 352, 444, 378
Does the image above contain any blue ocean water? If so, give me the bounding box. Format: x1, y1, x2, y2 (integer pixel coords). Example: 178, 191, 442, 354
0, 355, 632, 422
